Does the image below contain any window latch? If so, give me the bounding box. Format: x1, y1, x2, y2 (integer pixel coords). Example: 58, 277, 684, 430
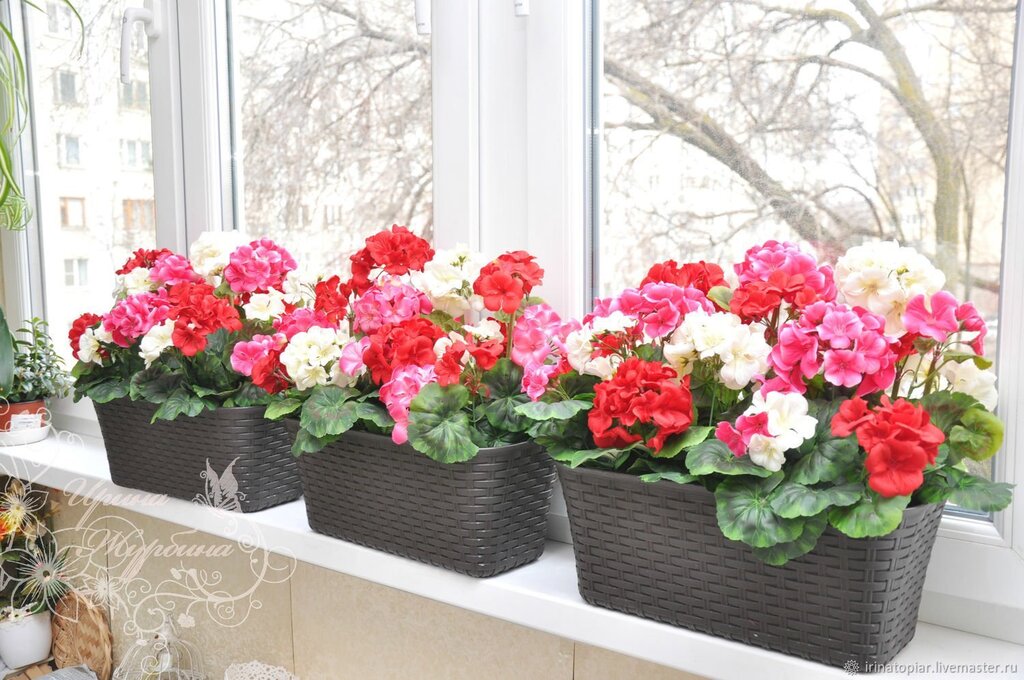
120, 1, 161, 84
414, 0, 430, 35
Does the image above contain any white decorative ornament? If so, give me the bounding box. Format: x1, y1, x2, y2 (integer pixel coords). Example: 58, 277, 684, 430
224, 661, 298, 680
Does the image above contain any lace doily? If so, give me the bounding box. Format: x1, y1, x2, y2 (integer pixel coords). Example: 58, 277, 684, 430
224, 661, 298, 680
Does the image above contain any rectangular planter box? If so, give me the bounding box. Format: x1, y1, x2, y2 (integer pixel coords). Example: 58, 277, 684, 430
286, 422, 556, 577
558, 464, 944, 670
94, 398, 302, 513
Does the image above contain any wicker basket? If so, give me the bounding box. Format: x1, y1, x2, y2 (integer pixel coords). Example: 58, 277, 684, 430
94, 399, 302, 513
558, 464, 944, 669
287, 422, 556, 577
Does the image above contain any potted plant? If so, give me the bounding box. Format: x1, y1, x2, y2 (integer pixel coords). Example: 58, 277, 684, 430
0, 479, 66, 669
518, 240, 1011, 669
69, 232, 307, 512
247, 226, 557, 577
0, 310, 72, 445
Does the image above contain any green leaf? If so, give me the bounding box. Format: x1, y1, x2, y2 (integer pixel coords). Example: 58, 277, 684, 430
828, 492, 911, 538
629, 457, 696, 484
407, 383, 479, 463
85, 381, 129, 404
919, 391, 979, 432
943, 351, 993, 371
514, 399, 592, 421
548, 446, 633, 469
152, 388, 206, 421
354, 401, 393, 429
768, 481, 863, 519
751, 512, 828, 565
129, 365, 182, 403
707, 285, 733, 311
264, 397, 303, 421
949, 408, 1003, 462
715, 473, 806, 548
654, 426, 713, 459
425, 309, 463, 333
685, 439, 774, 478
480, 358, 530, 433
0, 306, 14, 394
291, 428, 338, 456
789, 437, 861, 485
917, 468, 1013, 512
299, 385, 359, 438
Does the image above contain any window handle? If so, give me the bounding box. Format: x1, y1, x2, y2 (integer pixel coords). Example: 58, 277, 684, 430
414, 0, 430, 35
120, 1, 161, 84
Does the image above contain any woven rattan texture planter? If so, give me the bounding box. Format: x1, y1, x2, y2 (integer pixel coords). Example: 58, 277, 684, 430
287, 423, 556, 577
558, 464, 944, 669
94, 399, 302, 513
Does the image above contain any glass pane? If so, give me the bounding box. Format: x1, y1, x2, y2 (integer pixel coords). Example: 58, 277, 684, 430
226, 0, 433, 273
26, 2, 157, 362
594, 1, 1015, 481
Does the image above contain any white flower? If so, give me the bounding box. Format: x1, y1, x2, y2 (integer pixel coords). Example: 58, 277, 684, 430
114, 266, 156, 298
433, 331, 470, 361
940, 360, 998, 411
78, 327, 104, 365
564, 327, 621, 379
747, 434, 787, 472
280, 326, 347, 391
94, 325, 114, 344
412, 245, 488, 317
139, 320, 174, 367
757, 391, 817, 451
243, 290, 287, 322
463, 319, 503, 341
281, 267, 320, 306
590, 312, 634, 334
190, 230, 249, 281
718, 326, 771, 390
835, 241, 945, 336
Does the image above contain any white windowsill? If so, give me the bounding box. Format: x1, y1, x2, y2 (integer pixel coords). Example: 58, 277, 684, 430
2, 432, 1022, 680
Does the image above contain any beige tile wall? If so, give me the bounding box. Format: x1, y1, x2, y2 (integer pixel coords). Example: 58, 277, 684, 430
49, 491, 706, 680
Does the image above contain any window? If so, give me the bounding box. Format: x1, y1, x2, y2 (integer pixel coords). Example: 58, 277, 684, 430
590, 0, 1014, 475
54, 70, 77, 104
59, 197, 85, 229
46, 1, 75, 35
56, 134, 80, 167
62, 258, 88, 286
119, 139, 152, 170
120, 80, 149, 109
123, 199, 155, 232
225, 0, 433, 272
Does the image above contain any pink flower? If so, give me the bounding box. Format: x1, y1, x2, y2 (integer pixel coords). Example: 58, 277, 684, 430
230, 334, 284, 376
150, 252, 200, 286
823, 349, 866, 388
716, 421, 746, 456
817, 308, 862, 350
512, 304, 570, 367
351, 281, 432, 334
522, 362, 559, 401
956, 301, 988, 355
592, 283, 712, 339
339, 337, 371, 377
223, 238, 297, 294
273, 308, 331, 339
768, 324, 820, 391
903, 291, 959, 342
103, 290, 172, 347
715, 412, 771, 457
734, 240, 836, 302
380, 364, 437, 444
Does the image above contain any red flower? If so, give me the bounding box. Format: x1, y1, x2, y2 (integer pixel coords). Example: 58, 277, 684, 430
641, 260, 726, 294
467, 337, 504, 372
348, 225, 434, 294
171, 323, 207, 357
363, 318, 445, 384
165, 281, 242, 356
474, 270, 525, 315
69, 313, 102, 359
730, 281, 782, 322
435, 342, 467, 387
588, 357, 694, 453
252, 350, 289, 394
830, 396, 945, 498
314, 275, 351, 325
116, 248, 171, 275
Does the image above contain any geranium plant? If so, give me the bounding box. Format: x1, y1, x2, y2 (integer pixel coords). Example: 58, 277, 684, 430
248, 225, 551, 461
517, 240, 1010, 564
69, 232, 318, 421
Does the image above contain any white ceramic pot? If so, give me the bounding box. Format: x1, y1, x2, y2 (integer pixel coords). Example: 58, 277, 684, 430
0, 611, 52, 669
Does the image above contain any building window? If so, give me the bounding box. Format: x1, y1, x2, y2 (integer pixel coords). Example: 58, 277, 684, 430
120, 80, 149, 109
54, 71, 78, 104
123, 199, 155, 232
120, 139, 152, 170
63, 258, 88, 286
323, 204, 344, 227
46, 2, 75, 35
57, 134, 80, 167
59, 197, 85, 229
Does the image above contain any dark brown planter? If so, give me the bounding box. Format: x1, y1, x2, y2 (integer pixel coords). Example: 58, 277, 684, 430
286, 422, 556, 577
0, 399, 47, 431
94, 398, 302, 513
558, 464, 943, 670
